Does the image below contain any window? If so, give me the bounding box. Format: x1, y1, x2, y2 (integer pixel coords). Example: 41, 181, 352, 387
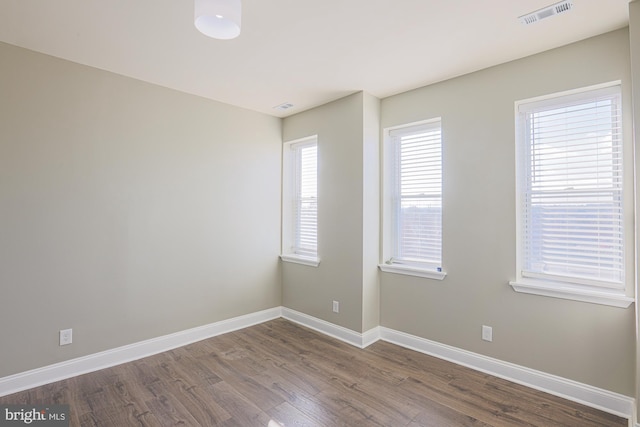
281, 136, 319, 267
511, 83, 632, 307
380, 119, 445, 280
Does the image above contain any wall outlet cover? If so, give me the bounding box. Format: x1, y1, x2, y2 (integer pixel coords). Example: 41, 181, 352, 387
482, 325, 493, 342
59, 329, 73, 346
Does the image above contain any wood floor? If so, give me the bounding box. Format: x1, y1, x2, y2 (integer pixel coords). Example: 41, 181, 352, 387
0, 319, 627, 426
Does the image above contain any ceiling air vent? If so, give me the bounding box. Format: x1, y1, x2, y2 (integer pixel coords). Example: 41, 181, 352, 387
273, 102, 294, 111
519, 1, 573, 25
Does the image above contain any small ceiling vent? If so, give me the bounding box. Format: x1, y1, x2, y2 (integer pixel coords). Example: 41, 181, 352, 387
519, 1, 573, 25
273, 102, 294, 111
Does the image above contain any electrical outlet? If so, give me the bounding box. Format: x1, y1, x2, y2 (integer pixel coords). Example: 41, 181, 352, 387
332, 300, 339, 313
59, 329, 73, 346
482, 325, 492, 342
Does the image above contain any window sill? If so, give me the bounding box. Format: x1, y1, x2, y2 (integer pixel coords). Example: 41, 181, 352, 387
280, 254, 320, 267
509, 279, 633, 308
378, 264, 446, 280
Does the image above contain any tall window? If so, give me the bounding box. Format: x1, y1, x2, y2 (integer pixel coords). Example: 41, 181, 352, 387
512, 83, 631, 307
380, 119, 444, 279
281, 136, 319, 266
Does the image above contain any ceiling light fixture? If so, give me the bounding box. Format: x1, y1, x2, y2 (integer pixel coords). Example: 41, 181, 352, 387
519, 0, 572, 25
194, 0, 241, 40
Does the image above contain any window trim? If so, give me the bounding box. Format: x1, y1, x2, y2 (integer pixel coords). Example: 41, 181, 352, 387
380, 118, 446, 280
511, 81, 632, 307
281, 135, 320, 267
509, 278, 633, 308
378, 262, 446, 280
280, 253, 321, 267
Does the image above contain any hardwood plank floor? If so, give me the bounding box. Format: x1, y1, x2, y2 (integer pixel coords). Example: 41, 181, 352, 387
0, 319, 627, 426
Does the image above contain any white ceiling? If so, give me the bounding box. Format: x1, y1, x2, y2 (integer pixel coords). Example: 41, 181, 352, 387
0, 0, 631, 117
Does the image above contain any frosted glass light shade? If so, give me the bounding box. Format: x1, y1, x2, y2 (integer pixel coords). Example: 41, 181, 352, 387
194, 0, 241, 40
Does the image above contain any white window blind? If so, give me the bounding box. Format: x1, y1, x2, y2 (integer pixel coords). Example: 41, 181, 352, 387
292, 141, 318, 257
388, 121, 442, 269
517, 85, 623, 289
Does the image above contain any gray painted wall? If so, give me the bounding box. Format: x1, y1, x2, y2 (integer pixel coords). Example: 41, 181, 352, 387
630, 0, 640, 416
379, 28, 635, 396
281, 93, 366, 332
0, 42, 282, 377
361, 92, 381, 332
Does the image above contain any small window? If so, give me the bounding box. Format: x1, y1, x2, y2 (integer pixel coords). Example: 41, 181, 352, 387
281, 136, 319, 267
380, 119, 445, 280
511, 83, 632, 307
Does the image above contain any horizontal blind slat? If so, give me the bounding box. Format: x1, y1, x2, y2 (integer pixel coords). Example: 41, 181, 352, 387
391, 122, 442, 267
292, 142, 318, 256
520, 86, 624, 286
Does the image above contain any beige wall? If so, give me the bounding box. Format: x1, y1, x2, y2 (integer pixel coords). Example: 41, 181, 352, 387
0, 42, 282, 377
361, 92, 381, 332
380, 28, 635, 396
282, 92, 378, 333
630, 0, 640, 417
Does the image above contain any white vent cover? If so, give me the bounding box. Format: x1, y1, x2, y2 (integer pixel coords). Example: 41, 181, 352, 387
519, 1, 573, 25
273, 102, 294, 111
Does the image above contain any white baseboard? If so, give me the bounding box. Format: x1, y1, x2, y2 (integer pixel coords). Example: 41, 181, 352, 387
281, 307, 379, 348
278, 310, 634, 420
379, 327, 635, 422
0, 305, 635, 425
0, 307, 282, 397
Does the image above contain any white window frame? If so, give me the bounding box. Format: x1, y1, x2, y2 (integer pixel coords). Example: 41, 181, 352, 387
280, 135, 320, 267
510, 82, 633, 307
379, 119, 446, 280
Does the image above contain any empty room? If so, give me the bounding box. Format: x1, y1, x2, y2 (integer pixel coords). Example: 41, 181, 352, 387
1, 0, 640, 426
